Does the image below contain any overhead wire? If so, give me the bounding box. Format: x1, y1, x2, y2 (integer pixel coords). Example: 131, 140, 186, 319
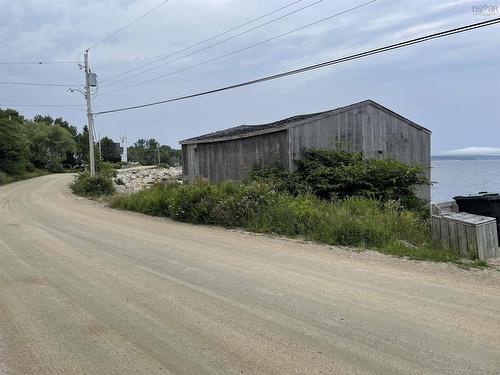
87, 0, 171, 50
0, 102, 86, 111
0, 101, 83, 108
93, 17, 500, 116
0, 81, 82, 87
0, 98, 82, 106
101, 0, 304, 83
0, 61, 79, 65
100, 0, 314, 84
99, 0, 376, 95
102, 0, 323, 88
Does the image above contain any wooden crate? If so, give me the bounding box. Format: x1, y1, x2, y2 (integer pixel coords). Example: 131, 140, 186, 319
432, 212, 499, 260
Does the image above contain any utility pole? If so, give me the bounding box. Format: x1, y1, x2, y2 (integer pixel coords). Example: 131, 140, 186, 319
157, 144, 161, 166
84, 49, 96, 177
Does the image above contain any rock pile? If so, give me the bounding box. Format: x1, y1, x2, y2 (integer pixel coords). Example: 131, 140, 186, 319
113, 167, 182, 193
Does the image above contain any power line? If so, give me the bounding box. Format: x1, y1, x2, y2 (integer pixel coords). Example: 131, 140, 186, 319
99, 0, 376, 95
0, 104, 86, 112
102, 0, 323, 88
0, 100, 86, 111
93, 17, 500, 116
101, 0, 308, 84
0, 99, 83, 107
87, 0, 170, 50
0, 61, 79, 65
0, 81, 82, 87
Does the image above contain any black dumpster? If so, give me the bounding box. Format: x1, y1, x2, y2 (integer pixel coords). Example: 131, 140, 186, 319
453, 192, 500, 245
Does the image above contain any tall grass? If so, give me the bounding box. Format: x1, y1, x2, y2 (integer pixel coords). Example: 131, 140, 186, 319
110, 181, 431, 252
0, 169, 49, 186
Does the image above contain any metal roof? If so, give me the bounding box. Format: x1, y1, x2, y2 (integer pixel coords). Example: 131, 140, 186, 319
180, 100, 430, 145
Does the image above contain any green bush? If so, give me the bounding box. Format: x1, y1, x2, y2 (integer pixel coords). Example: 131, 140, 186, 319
248, 149, 428, 212
0, 172, 14, 185
71, 171, 114, 197
111, 180, 429, 251
0, 169, 49, 186
96, 161, 118, 178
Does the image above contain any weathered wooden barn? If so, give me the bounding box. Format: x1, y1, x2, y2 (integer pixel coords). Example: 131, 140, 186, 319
180, 100, 431, 200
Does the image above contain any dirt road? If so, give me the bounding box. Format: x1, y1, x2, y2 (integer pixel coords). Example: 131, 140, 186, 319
0, 174, 499, 374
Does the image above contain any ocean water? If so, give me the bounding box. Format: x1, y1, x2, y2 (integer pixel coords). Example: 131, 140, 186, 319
431, 158, 500, 202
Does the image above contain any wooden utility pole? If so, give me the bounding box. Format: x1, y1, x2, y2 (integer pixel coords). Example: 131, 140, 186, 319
84, 50, 96, 177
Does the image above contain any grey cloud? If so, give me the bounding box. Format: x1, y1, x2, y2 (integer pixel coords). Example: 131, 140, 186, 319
0, 0, 498, 154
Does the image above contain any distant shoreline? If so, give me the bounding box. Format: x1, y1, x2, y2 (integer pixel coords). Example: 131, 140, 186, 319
432, 155, 500, 161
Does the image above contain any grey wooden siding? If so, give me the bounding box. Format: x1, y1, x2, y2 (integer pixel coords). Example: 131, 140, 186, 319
182, 144, 199, 179
183, 130, 289, 182
289, 107, 366, 158
181, 102, 430, 200
289, 104, 430, 200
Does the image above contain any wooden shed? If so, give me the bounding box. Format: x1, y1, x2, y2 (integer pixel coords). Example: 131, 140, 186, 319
180, 100, 431, 200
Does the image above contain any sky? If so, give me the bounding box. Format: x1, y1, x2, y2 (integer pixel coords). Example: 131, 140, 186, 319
0, 0, 499, 154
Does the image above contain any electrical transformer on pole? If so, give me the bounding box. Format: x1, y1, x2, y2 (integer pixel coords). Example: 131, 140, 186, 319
70, 50, 97, 177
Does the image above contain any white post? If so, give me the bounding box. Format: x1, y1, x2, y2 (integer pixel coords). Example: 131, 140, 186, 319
120, 136, 128, 163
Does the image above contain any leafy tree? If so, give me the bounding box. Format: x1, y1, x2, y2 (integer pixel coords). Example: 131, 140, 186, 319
145, 138, 160, 164
23, 121, 76, 172
0, 109, 29, 175
54, 117, 77, 137
160, 145, 181, 166
74, 126, 89, 166
33, 114, 54, 125
128, 138, 181, 166
31, 114, 81, 168
1, 107, 179, 180
0, 108, 25, 124
249, 148, 428, 210
100, 136, 121, 163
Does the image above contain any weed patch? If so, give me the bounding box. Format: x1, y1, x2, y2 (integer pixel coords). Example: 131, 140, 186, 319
110, 181, 439, 258
0, 169, 49, 186
71, 171, 114, 197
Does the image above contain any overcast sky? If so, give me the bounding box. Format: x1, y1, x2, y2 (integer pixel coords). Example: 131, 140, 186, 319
1, 0, 499, 154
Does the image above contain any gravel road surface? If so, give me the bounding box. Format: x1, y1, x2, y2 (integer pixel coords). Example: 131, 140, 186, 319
0, 174, 499, 374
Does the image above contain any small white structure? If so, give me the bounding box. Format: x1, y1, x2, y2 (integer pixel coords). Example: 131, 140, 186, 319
120, 136, 128, 163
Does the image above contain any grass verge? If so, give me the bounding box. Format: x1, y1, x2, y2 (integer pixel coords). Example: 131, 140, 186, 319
108, 180, 484, 266
0, 170, 49, 186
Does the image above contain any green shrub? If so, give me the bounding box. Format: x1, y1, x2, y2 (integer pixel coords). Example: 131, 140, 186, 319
0, 169, 49, 186
248, 149, 428, 211
71, 171, 114, 197
110, 181, 430, 251
0, 172, 14, 185
97, 161, 118, 178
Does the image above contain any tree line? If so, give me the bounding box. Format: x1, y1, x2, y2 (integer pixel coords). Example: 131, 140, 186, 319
0, 108, 84, 175
128, 138, 181, 166
90, 137, 181, 166
0, 108, 181, 180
